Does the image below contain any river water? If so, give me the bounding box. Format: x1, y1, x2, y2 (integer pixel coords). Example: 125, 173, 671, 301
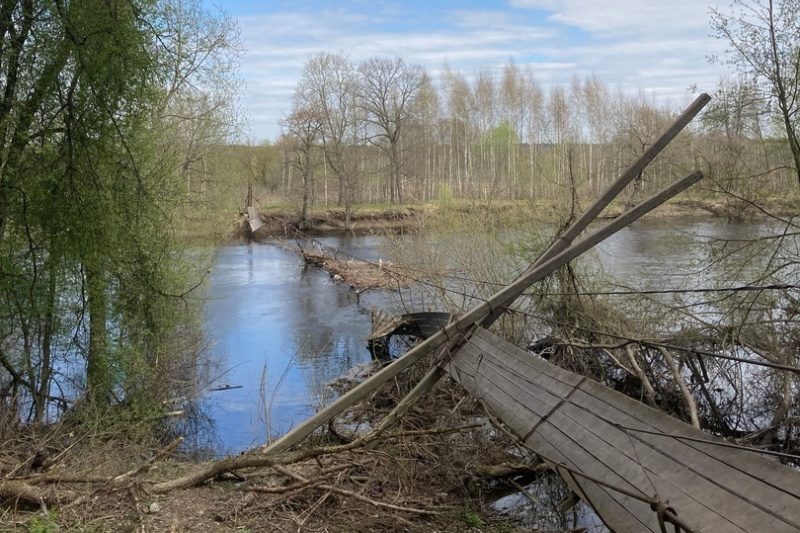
199, 217, 781, 453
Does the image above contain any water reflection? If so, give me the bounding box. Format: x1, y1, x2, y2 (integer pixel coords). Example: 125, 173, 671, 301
492, 472, 606, 531
202, 242, 389, 453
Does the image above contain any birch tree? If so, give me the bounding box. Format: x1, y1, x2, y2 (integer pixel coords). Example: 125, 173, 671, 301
711, 0, 800, 185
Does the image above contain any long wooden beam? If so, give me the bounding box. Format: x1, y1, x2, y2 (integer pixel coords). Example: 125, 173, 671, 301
264, 170, 704, 454
374, 94, 712, 432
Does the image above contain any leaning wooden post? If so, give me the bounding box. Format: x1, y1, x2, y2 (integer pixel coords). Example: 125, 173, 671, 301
374, 94, 712, 432
264, 170, 705, 455
481, 92, 710, 327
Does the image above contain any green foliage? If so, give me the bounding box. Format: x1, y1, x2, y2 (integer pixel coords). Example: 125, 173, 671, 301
0, 0, 238, 422
484, 120, 520, 146
28, 511, 59, 533
436, 183, 455, 204
463, 509, 485, 528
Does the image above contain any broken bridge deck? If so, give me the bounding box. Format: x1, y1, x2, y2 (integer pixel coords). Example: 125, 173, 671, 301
447, 327, 800, 533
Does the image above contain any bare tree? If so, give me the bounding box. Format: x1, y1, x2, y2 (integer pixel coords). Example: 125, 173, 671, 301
299, 52, 358, 228
281, 103, 323, 227
357, 57, 424, 203
711, 0, 800, 185
443, 67, 474, 196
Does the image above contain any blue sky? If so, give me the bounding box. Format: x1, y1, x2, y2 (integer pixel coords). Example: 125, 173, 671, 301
219, 0, 733, 141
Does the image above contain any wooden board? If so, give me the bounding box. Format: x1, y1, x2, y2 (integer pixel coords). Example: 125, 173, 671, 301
246, 206, 263, 232
447, 327, 800, 533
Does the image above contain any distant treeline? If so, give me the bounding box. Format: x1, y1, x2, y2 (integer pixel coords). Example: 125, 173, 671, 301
199, 63, 796, 224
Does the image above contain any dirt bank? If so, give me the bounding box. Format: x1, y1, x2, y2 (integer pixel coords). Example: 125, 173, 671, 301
237, 194, 798, 240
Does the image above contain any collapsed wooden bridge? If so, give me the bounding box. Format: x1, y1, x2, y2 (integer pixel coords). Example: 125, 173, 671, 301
450, 327, 800, 532
262, 93, 800, 532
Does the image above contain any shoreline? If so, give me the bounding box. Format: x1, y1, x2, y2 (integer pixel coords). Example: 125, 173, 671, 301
238, 195, 797, 239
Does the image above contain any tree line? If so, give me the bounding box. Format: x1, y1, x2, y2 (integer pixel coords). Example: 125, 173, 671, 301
220, 1, 793, 225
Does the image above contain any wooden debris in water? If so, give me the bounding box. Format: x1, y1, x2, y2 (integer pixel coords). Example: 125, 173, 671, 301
298, 240, 408, 290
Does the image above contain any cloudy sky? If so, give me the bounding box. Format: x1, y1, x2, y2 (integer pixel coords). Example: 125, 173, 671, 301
222, 0, 735, 141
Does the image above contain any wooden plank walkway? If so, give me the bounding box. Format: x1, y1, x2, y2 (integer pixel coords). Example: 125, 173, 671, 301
447, 327, 800, 533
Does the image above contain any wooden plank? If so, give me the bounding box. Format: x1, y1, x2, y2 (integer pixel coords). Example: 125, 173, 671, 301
452, 348, 749, 532
448, 348, 652, 532
449, 327, 800, 533
485, 335, 800, 510
246, 206, 263, 232
472, 329, 800, 527
476, 329, 800, 499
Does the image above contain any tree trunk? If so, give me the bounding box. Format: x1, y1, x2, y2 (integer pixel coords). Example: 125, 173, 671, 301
301, 165, 310, 227
34, 255, 58, 423
86, 266, 111, 403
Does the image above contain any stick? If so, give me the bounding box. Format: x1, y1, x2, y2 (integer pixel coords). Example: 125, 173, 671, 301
0, 480, 78, 506
111, 436, 184, 484
273, 465, 441, 515
658, 346, 701, 428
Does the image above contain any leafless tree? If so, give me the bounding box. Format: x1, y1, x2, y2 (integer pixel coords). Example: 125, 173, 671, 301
711, 0, 800, 185
357, 57, 424, 203
298, 52, 359, 228
281, 103, 323, 226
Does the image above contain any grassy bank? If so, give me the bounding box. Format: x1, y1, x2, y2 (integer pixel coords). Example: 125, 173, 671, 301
240, 190, 799, 239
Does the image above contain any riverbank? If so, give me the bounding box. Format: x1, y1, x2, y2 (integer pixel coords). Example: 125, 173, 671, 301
1, 376, 549, 533
239, 192, 798, 239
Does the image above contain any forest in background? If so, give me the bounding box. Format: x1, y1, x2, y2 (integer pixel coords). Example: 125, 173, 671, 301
196, 56, 800, 230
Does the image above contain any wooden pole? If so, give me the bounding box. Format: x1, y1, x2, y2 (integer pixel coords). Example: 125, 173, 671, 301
264, 170, 704, 454
375, 94, 712, 430
481, 92, 710, 326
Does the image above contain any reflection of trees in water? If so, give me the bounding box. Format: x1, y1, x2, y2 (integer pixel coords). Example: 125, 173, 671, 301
283, 266, 374, 410
494, 472, 605, 531
170, 399, 221, 460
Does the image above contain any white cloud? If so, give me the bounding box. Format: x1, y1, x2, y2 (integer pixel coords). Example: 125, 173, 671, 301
231, 2, 735, 140
509, 0, 719, 35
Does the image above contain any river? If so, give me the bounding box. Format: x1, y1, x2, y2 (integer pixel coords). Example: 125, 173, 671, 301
198, 216, 782, 454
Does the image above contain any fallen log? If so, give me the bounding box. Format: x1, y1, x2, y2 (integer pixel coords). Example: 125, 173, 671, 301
0, 479, 77, 507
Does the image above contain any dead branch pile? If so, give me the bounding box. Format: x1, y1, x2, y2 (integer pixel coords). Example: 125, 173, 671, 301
1, 373, 546, 532
297, 236, 411, 290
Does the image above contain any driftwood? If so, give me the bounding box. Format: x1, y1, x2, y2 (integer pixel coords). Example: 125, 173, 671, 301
0, 479, 78, 506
